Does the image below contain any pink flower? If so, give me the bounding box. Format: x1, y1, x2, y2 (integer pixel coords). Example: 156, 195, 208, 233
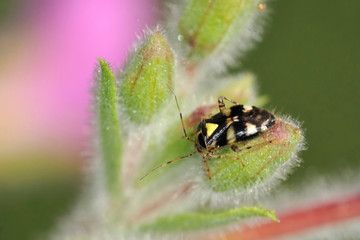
0, 0, 157, 154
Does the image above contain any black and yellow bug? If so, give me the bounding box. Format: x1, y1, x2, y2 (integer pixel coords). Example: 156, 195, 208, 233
140, 89, 276, 180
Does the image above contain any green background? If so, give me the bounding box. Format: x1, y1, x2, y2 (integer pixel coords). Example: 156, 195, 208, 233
242, 0, 360, 184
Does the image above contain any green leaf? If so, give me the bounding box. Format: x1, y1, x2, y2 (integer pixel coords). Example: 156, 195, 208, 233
97, 59, 122, 194
207, 119, 303, 192
120, 31, 175, 124
139, 206, 277, 232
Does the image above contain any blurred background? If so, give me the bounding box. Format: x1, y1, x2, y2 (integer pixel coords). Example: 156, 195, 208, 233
0, 0, 157, 239
0, 0, 359, 239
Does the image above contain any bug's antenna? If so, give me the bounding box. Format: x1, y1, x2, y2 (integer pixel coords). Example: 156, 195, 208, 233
139, 151, 197, 181
166, 84, 190, 141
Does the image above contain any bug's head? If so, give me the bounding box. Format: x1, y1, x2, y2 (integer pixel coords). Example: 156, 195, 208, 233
195, 120, 207, 152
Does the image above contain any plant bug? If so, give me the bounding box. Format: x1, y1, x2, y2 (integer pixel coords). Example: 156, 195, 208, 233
140, 87, 276, 180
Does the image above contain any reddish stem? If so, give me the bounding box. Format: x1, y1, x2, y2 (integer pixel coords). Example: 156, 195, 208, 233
206, 193, 360, 240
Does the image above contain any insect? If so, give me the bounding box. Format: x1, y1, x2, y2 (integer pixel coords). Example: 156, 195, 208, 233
140, 88, 276, 180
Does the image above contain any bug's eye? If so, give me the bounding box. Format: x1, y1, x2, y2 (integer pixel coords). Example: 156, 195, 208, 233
197, 133, 206, 148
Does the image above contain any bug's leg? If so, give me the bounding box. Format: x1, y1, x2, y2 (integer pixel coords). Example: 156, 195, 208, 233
140, 151, 198, 180
218, 96, 239, 109
213, 140, 283, 168
211, 154, 245, 166
223, 96, 240, 105
203, 154, 212, 179
218, 96, 226, 113
167, 84, 194, 143
231, 143, 253, 153
230, 144, 246, 166
218, 96, 239, 116
231, 140, 277, 154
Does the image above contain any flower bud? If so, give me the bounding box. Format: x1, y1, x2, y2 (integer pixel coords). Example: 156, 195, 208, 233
120, 31, 175, 124
207, 118, 303, 192
177, 0, 265, 66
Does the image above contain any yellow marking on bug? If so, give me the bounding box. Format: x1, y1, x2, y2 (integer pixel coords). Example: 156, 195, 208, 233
260, 119, 270, 132
243, 105, 253, 112
206, 123, 219, 137
227, 125, 236, 144
245, 122, 257, 136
